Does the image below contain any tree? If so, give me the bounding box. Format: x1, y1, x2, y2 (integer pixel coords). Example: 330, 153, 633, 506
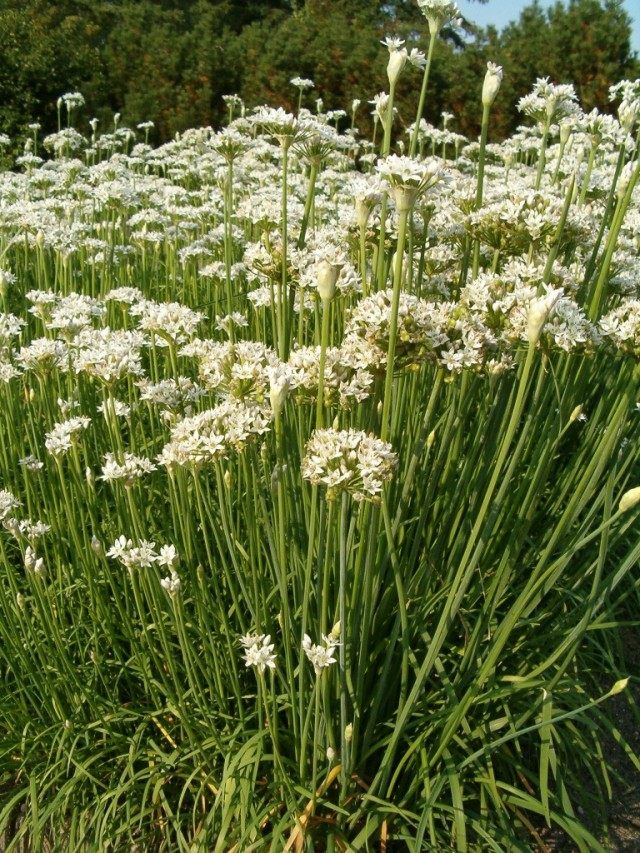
0, 0, 635, 146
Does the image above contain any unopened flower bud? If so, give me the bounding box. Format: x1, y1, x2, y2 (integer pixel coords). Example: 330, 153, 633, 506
618, 101, 638, 134
326, 746, 336, 762
569, 405, 583, 424
426, 430, 436, 448
482, 62, 503, 108
269, 375, 290, 417
317, 260, 341, 302
617, 162, 635, 198
527, 295, 558, 343
610, 677, 629, 696
90, 536, 103, 557
559, 121, 572, 145
619, 486, 640, 514
387, 49, 407, 87
344, 723, 353, 743
16, 593, 25, 610
330, 620, 341, 640
224, 469, 233, 490
355, 198, 372, 228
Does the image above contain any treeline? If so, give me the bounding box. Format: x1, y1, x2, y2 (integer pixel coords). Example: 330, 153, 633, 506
0, 0, 637, 145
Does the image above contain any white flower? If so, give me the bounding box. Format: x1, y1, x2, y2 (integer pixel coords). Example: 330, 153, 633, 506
19, 455, 43, 472
100, 452, 156, 486
416, 0, 461, 35
0, 490, 20, 522
302, 429, 398, 502
517, 78, 579, 126
376, 155, 445, 209
160, 570, 181, 597
407, 48, 427, 70
303, 633, 339, 675
240, 633, 277, 674
44, 417, 91, 457
107, 536, 158, 571
158, 401, 271, 468
97, 399, 131, 419
157, 544, 179, 569
290, 77, 315, 91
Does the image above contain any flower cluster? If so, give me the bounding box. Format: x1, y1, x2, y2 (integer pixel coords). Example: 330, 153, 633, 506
240, 633, 277, 674
517, 78, 580, 127
44, 417, 91, 456
107, 537, 179, 572
376, 155, 445, 209
100, 453, 157, 486
302, 429, 398, 502
158, 401, 271, 468
303, 632, 339, 675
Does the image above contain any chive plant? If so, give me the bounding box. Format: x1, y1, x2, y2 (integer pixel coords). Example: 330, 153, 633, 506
0, 20, 639, 852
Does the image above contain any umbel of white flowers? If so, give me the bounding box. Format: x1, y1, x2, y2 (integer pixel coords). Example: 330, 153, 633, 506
417, 0, 461, 36
376, 155, 445, 211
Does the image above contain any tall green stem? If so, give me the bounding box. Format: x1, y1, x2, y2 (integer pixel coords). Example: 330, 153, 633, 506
279, 143, 290, 359
535, 119, 550, 190
409, 32, 437, 158
380, 206, 409, 442
471, 102, 491, 278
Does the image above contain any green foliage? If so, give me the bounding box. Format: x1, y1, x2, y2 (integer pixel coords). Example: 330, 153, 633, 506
0, 0, 636, 144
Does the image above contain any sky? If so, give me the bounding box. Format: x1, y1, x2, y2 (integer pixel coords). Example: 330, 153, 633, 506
458, 0, 640, 53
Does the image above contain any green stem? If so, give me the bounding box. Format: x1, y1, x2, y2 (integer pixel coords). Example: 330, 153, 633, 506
380, 206, 409, 442
409, 32, 437, 158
